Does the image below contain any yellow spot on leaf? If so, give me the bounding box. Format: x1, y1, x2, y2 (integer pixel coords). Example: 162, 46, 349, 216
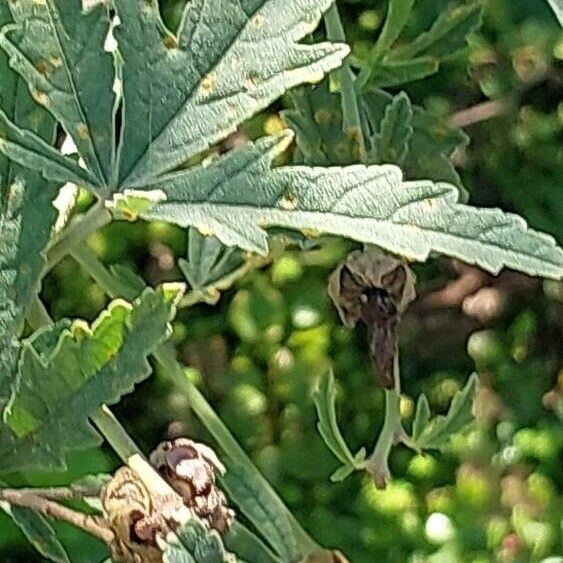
314, 109, 332, 125
199, 74, 216, 98
279, 191, 298, 210
250, 14, 266, 29
31, 90, 49, 106
198, 225, 215, 237
163, 35, 178, 49
77, 123, 90, 140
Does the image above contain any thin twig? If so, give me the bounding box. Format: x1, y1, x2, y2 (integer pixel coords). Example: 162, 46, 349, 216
0, 489, 114, 544
449, 97, 512, 128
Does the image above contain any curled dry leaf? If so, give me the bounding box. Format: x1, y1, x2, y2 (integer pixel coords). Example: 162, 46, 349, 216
150, 438, 234, 534
328, 247, 416, 388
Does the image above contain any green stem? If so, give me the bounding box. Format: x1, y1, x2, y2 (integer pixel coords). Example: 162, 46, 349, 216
364, 352, 403, 489
90, 406, 142, 461
324, 3, 366, 160
71, 244, 138, 301
46, 202, 111, 271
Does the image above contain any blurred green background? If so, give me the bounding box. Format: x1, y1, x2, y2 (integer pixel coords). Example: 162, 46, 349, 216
1, 0, 562, 561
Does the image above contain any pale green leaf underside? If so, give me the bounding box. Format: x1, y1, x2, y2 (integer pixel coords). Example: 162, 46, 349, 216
0, 3, 59, 401
114, 133, 563, 279
0, 289, 173, 472
546, 0, 563, 26
0, 0, 115, 187
114, 0, 349, 186
312, 371, 363, 477
163, 518, 236, 563
0, 500, 70, 563
414, 373, 478, 450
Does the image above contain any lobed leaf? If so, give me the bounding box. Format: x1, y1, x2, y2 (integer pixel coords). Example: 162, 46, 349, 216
0, 0, 116, 188
369, 0, 415, 61
0, 3, 59, 402
369, 91, 413, 165
357, 57, 439, 89
0, 288, 175, 472
113, 0, 349, 187
162, 518, 236, 563
312, 371, 365, 481
111, 132, 563, 279
391, 3, 482, 60
179, 228, 245, 292
414, 373, 479, 450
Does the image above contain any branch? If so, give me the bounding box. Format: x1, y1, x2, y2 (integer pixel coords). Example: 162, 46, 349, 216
0, 488, 114, 544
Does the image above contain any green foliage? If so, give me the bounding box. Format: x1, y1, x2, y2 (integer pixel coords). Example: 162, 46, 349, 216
412, 373, 478, 449
114, 132, 563, 277
163, 518, 235, 563
0, 288, 175, 472
0, 494, 70, 563
312, 371, 366, 481
356, 1, 483, 88
0, 2, 59, 401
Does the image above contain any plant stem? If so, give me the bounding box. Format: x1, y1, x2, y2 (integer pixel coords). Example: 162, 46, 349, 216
0, 488, 114, 544
90, 406, 142, 462
364, 352, 403, 489
46, 202, 111, 271
324, 3, 366, 160
71, 244, 138, 301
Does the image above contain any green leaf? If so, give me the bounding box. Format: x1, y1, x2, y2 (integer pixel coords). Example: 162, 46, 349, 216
312, 371, 366, 481
392, 3, 482, 60
362, 87, 468, 191
0, 288, 174, 472
111, 132, 563, 279
370, 0, 415, 61
0, 110, 98, 187
222, 462, 300, 562
412, 393, 431, 441
0, 501, 70, 563
357, 56, 439, 89
225, 521, 283, 563
369, 91, 413, 165
162, 518, 236, 563
0, 2, 60, 402
0, 0, 116, 187
179, 228, 245, 292
113, 0, 349, 187
546, 0, 563, 26
414, 373, 479, 450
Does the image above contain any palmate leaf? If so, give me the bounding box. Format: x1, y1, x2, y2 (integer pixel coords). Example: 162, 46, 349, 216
413, 373, 478, 450
111, 132, 563, 279
0, 3, 59, 401
0, 288, 175, 472
113, 0, 349, 187
0, 0, 116, 188
162, 518, 236, 563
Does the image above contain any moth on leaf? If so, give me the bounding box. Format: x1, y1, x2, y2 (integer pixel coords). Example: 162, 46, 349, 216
329, 247, 416, 388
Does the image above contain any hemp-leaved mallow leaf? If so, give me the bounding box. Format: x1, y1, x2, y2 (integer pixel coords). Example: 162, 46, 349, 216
0, 2, 59, 403
111, 132, 563, 279
0, 288, 176, 473
113, 0, 349, 187
0, 0, 116, 189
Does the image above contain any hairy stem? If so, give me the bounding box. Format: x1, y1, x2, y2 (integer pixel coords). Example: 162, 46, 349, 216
0, 488, 114, 544
324, 3, 366, 160
46, 202, 111, 270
